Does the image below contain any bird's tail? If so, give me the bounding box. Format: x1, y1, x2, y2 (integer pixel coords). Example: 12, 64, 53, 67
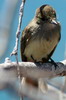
38, 78, 48, 93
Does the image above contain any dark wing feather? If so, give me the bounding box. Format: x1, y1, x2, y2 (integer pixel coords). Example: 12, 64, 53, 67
20, 27, 32, 61
47, 45, 57, 60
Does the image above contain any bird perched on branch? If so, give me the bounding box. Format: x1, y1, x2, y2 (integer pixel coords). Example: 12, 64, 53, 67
20, 4, 61, 93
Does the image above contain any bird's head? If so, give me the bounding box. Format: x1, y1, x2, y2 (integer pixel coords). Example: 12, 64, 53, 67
36, 5, 57, 24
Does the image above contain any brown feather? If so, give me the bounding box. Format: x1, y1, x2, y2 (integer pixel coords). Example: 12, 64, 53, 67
20, 5, 61, 93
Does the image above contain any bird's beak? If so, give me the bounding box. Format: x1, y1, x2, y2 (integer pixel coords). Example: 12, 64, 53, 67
51, 18, 57, 25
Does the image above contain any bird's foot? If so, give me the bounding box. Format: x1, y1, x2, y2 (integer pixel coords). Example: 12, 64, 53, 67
49, 58, 58, 69
31, 55, 36, 62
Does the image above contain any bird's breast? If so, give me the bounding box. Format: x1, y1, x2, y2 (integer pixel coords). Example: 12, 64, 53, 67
24, 36, 59, 61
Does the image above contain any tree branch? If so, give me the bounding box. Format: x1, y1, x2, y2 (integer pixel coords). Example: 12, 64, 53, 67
0, 60, 66, 83
0, 60, 66, 99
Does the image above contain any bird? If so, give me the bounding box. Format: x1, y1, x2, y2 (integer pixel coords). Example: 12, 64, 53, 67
20, 4, 61, 93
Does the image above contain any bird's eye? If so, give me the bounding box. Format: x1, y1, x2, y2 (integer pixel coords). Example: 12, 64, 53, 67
54, 13, 56, 17
53, 11, 56, 17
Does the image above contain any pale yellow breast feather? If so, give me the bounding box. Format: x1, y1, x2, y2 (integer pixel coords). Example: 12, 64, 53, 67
24, 38, 58, 61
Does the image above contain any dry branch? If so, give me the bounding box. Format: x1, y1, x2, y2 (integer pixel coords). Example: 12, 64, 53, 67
0, 60, 66, 83
0, 60, 66, 99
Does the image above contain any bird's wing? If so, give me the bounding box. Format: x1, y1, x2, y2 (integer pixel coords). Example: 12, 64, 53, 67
20, 26, 32, 61
47, 45, 57, 59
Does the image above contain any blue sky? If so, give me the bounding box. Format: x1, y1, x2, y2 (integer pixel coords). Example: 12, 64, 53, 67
0, 0, 66, 100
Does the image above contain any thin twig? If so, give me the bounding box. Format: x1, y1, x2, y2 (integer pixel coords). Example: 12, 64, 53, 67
10, 0, 26, 100
11, 0, 26, 56
10, 0, 26, 80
